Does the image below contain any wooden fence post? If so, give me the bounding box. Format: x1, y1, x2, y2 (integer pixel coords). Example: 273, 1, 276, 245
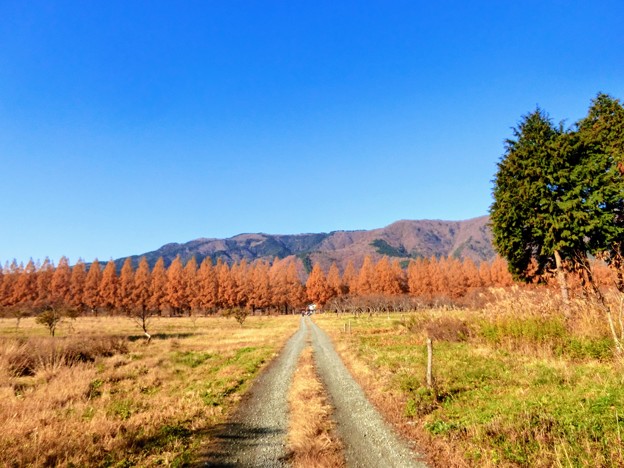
426, 337, 434, 388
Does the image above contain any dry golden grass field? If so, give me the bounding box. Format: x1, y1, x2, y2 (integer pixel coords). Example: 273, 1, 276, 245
4, 288, 624, 467
0, 315, 299, 467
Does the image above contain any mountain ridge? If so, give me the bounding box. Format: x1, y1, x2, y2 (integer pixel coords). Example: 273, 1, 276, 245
116, 215, 494, 272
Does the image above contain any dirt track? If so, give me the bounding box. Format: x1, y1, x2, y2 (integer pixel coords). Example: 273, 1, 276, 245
198, 318, 308, 467
308, 319, 427, 467
199, 317, 427, 467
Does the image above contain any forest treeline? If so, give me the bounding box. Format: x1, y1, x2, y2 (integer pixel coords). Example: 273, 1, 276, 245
0, 255, 511, 318
0, 253, 619, 320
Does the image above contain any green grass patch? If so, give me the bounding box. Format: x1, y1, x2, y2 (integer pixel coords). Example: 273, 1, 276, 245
107, 399, 136, 420
172, 350, 214, 368
87, 378, 104, 399
200, 346, 273, 407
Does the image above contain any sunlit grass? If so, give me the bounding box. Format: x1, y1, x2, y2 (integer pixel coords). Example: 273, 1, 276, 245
315, 306, 624, 467
0, 315, 299, 467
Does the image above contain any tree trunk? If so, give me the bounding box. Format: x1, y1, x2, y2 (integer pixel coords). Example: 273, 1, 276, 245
611, 250, 624, 293
615, 269, 624, 294
553, 250, 571, 315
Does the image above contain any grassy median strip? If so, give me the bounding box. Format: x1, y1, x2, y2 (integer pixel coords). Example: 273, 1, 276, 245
287, 344, 345, 467
315, 305, 624, 467
0, 315, 299, 467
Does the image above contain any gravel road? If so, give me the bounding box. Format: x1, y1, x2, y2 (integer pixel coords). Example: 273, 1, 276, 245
200, 317, 428, 467
309, 319, 428, 468
199, 318, 308, 467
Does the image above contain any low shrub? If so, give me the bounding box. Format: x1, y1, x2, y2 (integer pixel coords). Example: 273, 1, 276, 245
425, 317, 471, 342
398, 313, 472, 342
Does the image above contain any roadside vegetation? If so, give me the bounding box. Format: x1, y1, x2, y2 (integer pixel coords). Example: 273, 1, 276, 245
315, 288, 624, 467
0, 315, 298, 467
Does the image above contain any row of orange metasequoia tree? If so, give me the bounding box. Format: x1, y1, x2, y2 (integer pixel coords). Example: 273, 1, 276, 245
1, 254, 516, 317
2, 253, 616, 317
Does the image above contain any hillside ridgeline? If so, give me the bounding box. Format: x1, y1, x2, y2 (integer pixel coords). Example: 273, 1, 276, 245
119, 216, 493, 270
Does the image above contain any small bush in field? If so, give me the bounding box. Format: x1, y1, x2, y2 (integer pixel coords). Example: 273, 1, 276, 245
224, 307, 249, 326
36, 310, 62, 336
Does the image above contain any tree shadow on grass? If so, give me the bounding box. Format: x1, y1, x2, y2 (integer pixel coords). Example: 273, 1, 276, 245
192, 422, 288, 467
127, 332, 195, 342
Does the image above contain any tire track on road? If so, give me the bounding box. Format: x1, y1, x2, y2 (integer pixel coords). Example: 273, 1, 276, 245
309, 318, 428, 468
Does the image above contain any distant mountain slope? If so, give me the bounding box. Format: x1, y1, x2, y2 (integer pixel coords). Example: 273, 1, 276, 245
116, 216, 494, 272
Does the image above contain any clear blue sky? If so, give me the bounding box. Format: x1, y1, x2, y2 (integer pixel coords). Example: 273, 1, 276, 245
1, 1, 623, 265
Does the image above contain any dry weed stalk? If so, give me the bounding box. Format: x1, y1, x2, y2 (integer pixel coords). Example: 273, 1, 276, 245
482, 286, 563, 318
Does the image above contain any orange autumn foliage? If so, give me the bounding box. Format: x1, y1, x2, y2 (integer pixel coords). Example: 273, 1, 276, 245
0, 251, 576, 319
306, 263, 331, 307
